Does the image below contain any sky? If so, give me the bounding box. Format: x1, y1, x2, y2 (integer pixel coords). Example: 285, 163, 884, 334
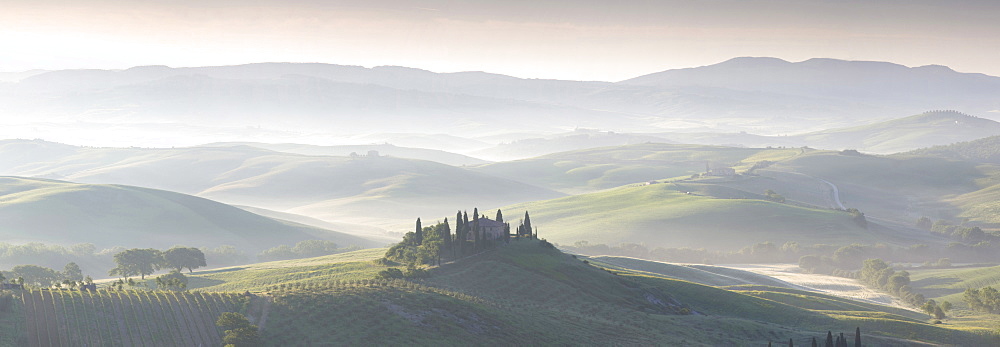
2, 0, 999, 81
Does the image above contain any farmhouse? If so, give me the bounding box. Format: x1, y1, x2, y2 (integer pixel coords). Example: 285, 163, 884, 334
467, 217, 507, 241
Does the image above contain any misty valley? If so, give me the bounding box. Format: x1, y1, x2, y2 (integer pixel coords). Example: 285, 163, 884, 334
3, 58, 1000, 346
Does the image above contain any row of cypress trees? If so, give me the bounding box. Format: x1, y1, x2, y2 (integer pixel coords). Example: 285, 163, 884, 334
387, 209, 536, 265
769, 328, 861, 347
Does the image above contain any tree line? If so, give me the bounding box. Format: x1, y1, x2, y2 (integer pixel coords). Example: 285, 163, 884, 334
108, 246, 206, 280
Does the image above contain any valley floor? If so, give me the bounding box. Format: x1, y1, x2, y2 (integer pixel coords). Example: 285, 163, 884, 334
723, 263, 916, 311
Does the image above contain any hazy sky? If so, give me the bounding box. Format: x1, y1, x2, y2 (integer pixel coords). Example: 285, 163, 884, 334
3, 0, 999, 81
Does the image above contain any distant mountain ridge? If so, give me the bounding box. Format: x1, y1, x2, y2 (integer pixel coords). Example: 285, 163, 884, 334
3, 58, 999, 145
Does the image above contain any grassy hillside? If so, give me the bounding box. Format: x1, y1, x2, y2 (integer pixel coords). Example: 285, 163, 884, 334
0, 176, 377, 252
907, 135, 1000, 164
10, 242, 993, 345
203, 241, 992, 345
498, 182, 881, 250
797, 111, 1000, 154
473, 143, 802, 193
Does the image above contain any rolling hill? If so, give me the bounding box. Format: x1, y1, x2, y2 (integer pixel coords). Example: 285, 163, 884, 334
497, 182, 878, 250
0, 140, 563, 228
795, 111, 1000, 154
15, 240, 986, 345
0, 176, 378, 252
472, 143, 802, 194
203, 142, 490, 166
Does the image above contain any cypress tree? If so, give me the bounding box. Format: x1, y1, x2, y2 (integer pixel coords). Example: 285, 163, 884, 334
523, 211, 532, 238
811, 337, 817, 347
496, 209, 504, 223
854, 327, 860, 347
504, 223, 511, 244
443, 218, 452, 257
463, 211, 470, 252
455, 211, 464, 257
839, 333, 846, 347
825, 331, 833, 347
415, 218, 423, 245
472, 211, 481, 252
789, 338, 793, 347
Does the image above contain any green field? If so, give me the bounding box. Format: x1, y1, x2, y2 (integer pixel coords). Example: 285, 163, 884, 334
7, 241, 996, 345
0, 176, 376, 252
473, 143, 802, 194
498, 181, 876, 250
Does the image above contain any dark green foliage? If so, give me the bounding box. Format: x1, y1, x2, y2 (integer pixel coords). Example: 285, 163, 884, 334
764, 189, 786, 203
811, 336, 817, 347
854, 327, 860, 347
162, 246, 207, 273
825, 331, 833, 347
108, 248, 163, 280
496, 209, 504, 223
415, 218, 423, 245
154, 270, 188, 291
10, 264, 61, 287
216, 312, 261, 346
963, 286, 1000, 313
62, 262, 83, 282
845, 208, 867, 228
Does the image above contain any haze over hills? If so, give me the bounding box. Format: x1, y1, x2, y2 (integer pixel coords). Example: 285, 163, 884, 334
203, 142, 489, 166
470, 111, 1000, 160
0, 176, 377, 252
0, 140, 562, 229
2, 58, 999, 149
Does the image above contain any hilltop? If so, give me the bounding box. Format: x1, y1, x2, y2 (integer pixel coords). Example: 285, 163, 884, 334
0, 176, 376, 252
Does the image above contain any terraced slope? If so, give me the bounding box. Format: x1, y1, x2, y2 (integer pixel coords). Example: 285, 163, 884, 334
18, 289, 267, 347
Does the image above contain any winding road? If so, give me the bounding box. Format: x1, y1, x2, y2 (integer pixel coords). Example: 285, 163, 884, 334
815, 178, 846, 209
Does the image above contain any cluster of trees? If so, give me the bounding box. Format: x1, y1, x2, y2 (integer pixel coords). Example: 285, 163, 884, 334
108, 246, 206, 280
257, 240, 360, 262
154, 271, 189, 291
925, 219, 988, 243
764, 189, 785, 203
963, 287, 1000, 313
384, 209, 534, 266
216, 312, 260, 346
0, 262, 93, 288
857, 259, 928, 308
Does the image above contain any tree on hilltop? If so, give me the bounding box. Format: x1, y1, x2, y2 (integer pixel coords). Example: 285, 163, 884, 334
496, 209, 504, 223
415, 218, 423, 245
109, 248, 163, 280
163, 247, 207, 273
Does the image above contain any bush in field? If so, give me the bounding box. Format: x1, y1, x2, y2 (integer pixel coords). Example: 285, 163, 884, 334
217, 312, 261, 346
155, 271, 189, 291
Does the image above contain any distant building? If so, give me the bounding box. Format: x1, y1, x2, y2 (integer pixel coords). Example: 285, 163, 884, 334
707, 167, 736, 176
467, 217, 507, 241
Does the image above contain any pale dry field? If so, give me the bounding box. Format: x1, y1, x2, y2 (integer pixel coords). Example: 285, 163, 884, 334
723, 263, 918, 311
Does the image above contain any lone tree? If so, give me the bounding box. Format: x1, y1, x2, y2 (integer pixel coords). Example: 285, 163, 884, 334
415, 218, 423, 245
63, 262, 83, 282
216, 312, 260, 346
109, 248, 163, 280
163, 247, 207, 273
